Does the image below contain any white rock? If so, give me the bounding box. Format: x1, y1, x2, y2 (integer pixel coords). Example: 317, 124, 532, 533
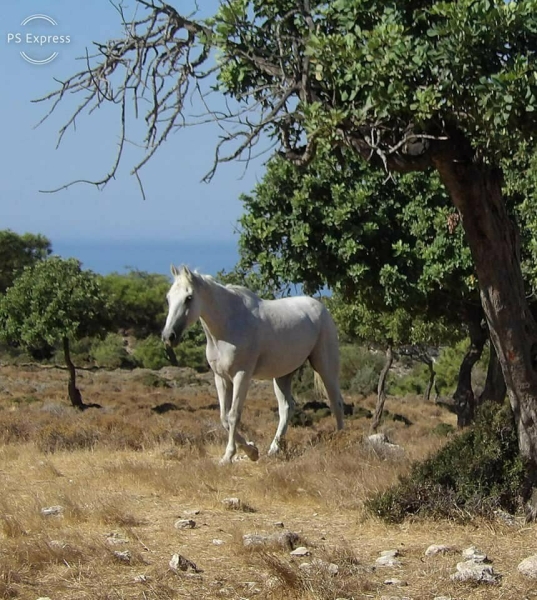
212, 538, 224, 545
367, 434, 404, 454
518, 554, 537, 578
169, 553, 199, 572
494, 509, 516, 526
290, 546, 310, 556
369, 433, 391, 444
113, 550, 131, 563
384, 578, 408, 586
41, 505, 63, 516
134, 574, 150, 583
106, 532, 129, 545
461, 546, 488, 563
183, 508, 200, 516
376, 549, 402, 567
221, 497, 241, 510
243, 531, 299, 549
425, 544, 452, 556
327, 562, 339, 576
174, 519, 195, 529
450, 560, 499, 584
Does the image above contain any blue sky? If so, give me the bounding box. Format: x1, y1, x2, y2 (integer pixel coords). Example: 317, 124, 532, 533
0, 1, 266, 250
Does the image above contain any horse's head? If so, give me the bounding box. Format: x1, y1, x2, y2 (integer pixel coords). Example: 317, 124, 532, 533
162, 265, 202, 347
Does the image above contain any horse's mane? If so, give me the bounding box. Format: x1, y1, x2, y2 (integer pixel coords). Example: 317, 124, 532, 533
195, 271, 260, 301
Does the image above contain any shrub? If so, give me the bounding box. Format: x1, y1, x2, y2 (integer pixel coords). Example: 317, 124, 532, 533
135, 372, 170, 388
366, 402, 525, 522
36, 423, 100, 453
132, 335, 170, 370
91, 334, 136, 369
389, 340, 489, 399
174, 325, 209, 372
432, 422, 456, 437
339, 345, 386, 395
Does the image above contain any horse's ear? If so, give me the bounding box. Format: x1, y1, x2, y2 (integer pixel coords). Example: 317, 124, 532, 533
170, 264, 180, 278
182, 265, 193, 282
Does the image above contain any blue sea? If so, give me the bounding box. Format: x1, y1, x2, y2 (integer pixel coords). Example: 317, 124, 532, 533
53, 239, 241, 277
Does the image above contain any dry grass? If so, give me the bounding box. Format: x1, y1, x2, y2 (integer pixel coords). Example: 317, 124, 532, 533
1, 364, 537, 599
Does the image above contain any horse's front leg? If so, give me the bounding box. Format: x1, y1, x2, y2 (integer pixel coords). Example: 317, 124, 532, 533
220, 370, 258, 464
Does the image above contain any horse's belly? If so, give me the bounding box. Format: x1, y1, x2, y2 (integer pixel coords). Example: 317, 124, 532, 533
252, 347, 310, 379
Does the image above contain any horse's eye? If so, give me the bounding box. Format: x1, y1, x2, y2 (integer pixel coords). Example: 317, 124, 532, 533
185, 295, 193, 302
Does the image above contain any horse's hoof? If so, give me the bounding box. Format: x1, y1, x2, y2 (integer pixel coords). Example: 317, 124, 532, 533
219, 456, 233, 466
268, 444, 279, 456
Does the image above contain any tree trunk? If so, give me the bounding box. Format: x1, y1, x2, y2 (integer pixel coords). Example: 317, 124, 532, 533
63, 336, 84, 410
422, 353, 438, 403
479, 340, 507, 405
371, 345, 393, 432
434, 156, 537, 514
452, 315, 487, 427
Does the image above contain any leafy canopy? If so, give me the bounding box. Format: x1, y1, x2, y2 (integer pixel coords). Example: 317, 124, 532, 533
0, 257, 109, 348
0, 230, 51, 294
238, 147, 474, 344
100, 269, 170, 337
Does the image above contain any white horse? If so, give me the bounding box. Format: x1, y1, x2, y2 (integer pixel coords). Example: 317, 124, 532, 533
162, 265, 344, 464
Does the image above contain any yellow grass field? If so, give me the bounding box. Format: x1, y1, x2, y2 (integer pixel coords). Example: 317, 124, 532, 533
1, 364, 536, 600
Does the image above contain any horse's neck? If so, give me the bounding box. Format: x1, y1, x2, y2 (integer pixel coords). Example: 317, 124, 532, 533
196, 277, 237, 340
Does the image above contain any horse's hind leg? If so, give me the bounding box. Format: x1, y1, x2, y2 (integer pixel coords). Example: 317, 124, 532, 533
269, 373, 295, 456
309, 340, 345, 431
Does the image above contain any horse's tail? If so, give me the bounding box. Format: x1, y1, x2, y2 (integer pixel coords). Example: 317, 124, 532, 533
313, 371, 326, 401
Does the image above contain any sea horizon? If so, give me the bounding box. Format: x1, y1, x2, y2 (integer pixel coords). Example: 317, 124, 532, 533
53, 238, 241, 277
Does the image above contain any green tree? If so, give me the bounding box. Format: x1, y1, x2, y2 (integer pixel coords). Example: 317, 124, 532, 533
239, 150, 488, 424
0, 230, 51, 293
100, 269, 170, 337
36, 0, 537, 510
0, 257, 109, 409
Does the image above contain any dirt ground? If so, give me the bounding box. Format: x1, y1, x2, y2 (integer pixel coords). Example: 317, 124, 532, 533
1, 364, 537, 600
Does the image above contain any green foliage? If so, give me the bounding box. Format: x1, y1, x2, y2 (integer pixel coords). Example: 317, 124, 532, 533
174, 322, 209, 372
0, 257, 109, 350
239, 149, 470, 348
0, 230, 51, 293
389, 340, 488, 398
367, 402, 525, 522
135, 372, 170, 388
339, 345, 386, 395
101, 269, 170, 337
432, 422, 456, 437
132, 335, 170, 370
91, 334, 135, 369
388, 363, 429, 398
216, 266, 277, 299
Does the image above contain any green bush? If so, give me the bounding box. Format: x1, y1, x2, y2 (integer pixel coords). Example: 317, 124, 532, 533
135, 372, 170, 388
174, 323, 209, 372
389, 340, 489, 399
339, 345, 386, 395
388, 363, 429, 397
366, 402, 525, 522
91, 334, 136, 369
132, 335, 170, 370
